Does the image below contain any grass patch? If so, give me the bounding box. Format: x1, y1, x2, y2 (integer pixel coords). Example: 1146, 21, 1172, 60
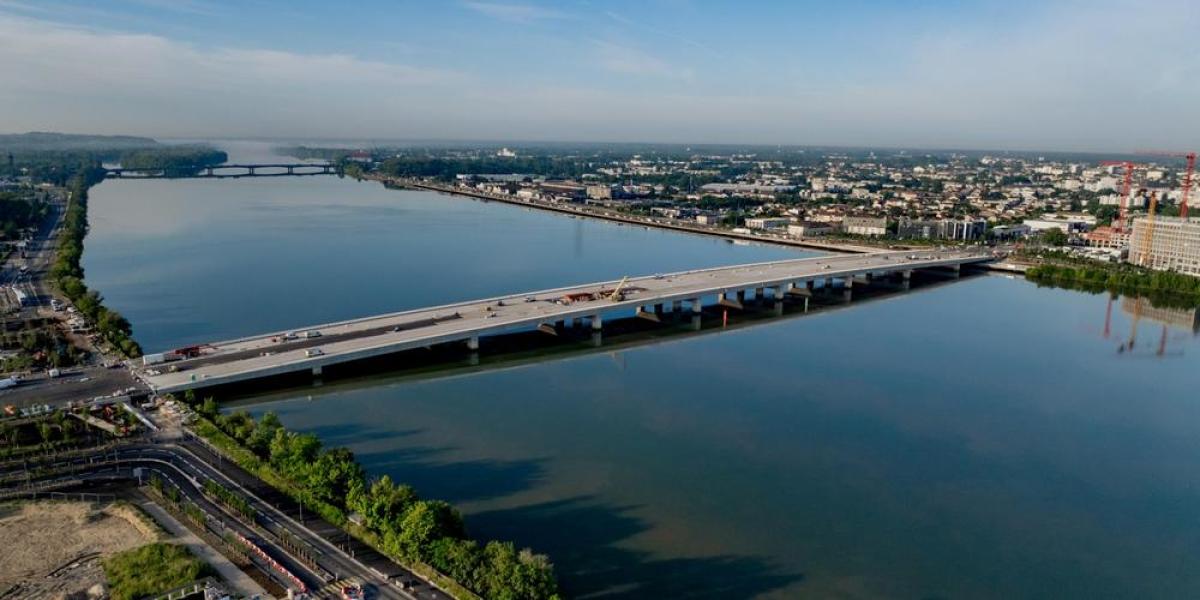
102, 542, 213, 600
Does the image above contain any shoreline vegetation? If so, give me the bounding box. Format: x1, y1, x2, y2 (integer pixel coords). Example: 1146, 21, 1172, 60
1025, 263, 1200, 308
16, 143, 229, 359
53, 166, 143, 357
191, 397, 560, 600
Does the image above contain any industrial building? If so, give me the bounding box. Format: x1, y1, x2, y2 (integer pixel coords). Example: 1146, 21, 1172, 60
897, 218, 987, 241
843, 216, 888, 236
1127, 216, 1200, 276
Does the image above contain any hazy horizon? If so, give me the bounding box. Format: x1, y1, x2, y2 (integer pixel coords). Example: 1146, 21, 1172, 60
2, 0, 1197, 152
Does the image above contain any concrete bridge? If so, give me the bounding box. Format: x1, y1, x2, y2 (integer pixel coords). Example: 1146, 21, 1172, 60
135, 249, 993, 394
104, 163, 338, 179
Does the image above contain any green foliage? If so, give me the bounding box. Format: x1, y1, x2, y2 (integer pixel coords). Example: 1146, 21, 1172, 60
203, 479, 255, 520
102, 543, 212, 600
118, 146, 227, 172
49, 170, 142, 357
201, 410, 560, 599
1041, 227, 1068, 246
1026, 263, 1200, 307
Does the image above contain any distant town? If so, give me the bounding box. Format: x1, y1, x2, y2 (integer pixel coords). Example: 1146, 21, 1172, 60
284, 144, 1199, 278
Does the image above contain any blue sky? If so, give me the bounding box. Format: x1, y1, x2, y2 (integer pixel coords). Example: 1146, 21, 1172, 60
0, 0, 1197, 150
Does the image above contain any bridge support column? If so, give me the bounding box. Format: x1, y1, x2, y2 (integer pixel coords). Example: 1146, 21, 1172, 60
803, 296, 810, 313
843, 278, 853, 303
636, 306, 660, 322
951, 264, 961, 279
592, 314, 603, 331
466, 336, 479, 351
754, 287, 764, 302
591, 331, 603, 347
901, 270, 912, 290
691, 314, 702, 331
312, 365, 322, 377
691, 298, 702, 313
773, 297, 784, 316
718, 292, 743, 310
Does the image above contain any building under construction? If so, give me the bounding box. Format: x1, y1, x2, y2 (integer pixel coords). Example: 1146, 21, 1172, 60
1127, 216, 1200, 276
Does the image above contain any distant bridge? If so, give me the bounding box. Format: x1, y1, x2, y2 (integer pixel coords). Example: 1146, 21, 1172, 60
104, 163, 339, 179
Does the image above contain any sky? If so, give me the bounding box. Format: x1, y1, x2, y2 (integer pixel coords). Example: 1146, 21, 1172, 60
0, 0, 1197, 151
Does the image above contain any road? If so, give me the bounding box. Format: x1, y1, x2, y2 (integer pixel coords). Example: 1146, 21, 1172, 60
0, 187, 142, 410
2, 439, 449, 600
137, 248, 991, 393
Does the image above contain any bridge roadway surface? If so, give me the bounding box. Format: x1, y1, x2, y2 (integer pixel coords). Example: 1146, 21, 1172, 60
138, 249, 991, 393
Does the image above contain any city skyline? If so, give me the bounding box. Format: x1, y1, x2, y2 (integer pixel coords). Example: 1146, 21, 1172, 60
1, 0, 1197, 151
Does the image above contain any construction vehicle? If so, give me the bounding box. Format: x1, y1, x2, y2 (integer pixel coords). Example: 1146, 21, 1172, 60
603, 276, 630, 302
558, 291, 596, 305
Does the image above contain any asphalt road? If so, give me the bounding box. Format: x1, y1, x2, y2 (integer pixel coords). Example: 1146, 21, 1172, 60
140, 248, 991, 393
2, 440, 447, 600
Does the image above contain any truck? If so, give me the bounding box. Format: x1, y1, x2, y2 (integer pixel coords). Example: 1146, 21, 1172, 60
47, 368, 61, 378
142, 352, 184, 366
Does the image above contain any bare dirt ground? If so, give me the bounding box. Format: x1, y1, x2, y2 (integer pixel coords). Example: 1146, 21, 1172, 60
0, 501, 160, 600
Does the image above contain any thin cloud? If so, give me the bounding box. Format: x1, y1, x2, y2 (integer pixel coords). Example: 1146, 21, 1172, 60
592, 40, 693, 81
461, 1, 566, 24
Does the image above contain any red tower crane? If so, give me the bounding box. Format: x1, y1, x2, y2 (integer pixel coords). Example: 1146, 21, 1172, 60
1099, 160, 1137, 232
1136, 151, 1196, 218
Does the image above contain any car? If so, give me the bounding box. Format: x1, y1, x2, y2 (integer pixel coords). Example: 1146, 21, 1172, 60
305, 348, 324, 357
303, 330, 322, 338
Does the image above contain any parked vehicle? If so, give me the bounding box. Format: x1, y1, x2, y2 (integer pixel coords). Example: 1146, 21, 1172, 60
305, 348, 324, 357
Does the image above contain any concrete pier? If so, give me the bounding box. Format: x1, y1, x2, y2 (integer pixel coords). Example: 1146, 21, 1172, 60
135, 249, 991, 394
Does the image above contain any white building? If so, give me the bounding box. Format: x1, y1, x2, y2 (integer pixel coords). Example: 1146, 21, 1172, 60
744, 217, 792, 230
843, 216, 888, 236
787, 222, 835, 237
1128, 216, 1200, 276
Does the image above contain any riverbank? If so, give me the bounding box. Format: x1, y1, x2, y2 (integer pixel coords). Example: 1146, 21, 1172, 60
367, 174, 880, 254
1026, 262, 1200, 307
191, 405, 560, 600
52, 168, 141, 358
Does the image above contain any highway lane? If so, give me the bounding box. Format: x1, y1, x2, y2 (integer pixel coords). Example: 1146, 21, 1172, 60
2, 442, 440, 599
139, 249, 991, 392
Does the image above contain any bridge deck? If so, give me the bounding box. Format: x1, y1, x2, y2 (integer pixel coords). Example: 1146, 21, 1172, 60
136, 250, 991, 393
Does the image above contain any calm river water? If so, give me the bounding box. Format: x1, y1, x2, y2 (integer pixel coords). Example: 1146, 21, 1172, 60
83, 142, 1200, 599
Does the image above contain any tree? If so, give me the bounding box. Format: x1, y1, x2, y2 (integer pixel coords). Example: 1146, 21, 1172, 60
38, 421, 54, 444
1042, 227, 1068, 246
199, 397, 219, 419
394, 500, 466, 559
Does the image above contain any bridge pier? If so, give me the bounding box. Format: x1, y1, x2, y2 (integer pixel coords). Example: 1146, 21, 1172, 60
692, 298, 703, 313
843, 278, 853, 303
592, 314, 603, 331
636, 306, 661, 322
466, 336, 479, 351
951, 264, 961, 278
901, 270, 912, 290
718, 292, 743, 310
312, 365, 322, 377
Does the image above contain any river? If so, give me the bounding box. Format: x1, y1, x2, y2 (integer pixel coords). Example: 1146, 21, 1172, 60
83, 142, 1200, 599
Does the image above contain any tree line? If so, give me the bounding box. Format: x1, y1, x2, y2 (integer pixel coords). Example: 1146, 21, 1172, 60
1026, 263, 1200, 307
199, 401, 561, 600
51, 167, 142, 357
118, 146, 228, 172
